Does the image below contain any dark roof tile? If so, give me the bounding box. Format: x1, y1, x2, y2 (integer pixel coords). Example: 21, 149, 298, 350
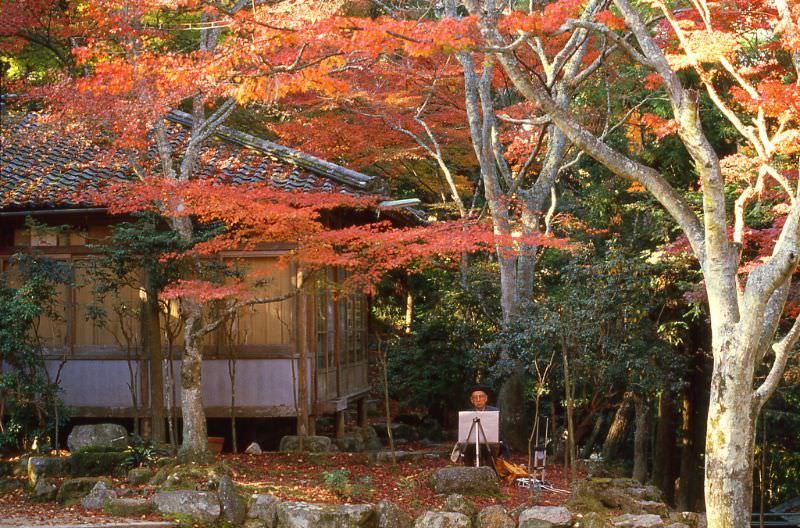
1, 111, 377, 211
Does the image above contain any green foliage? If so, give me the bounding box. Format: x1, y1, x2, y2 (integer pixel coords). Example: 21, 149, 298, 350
374, 266, 499, 421
321, 468, 373, 500
0, 252, 71, 451
122, 435, 170, 469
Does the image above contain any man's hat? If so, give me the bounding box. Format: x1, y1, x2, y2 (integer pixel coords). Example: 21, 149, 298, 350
467, 383, 494, 398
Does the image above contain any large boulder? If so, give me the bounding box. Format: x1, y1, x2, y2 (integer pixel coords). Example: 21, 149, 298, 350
219, 474, 247, 525
31, 478, 58, 501
27, 456, 70, 485
611, 514, 665, 528
153, 490, 221, 523
429, 467, 499, 495
276, 501, 376, 527
442, 494, 477, 519
67, 423, 129, 452
279, 435, 333, 453
56, 477, 108, 504
245, 442, 263, 455
413, 511, 471, 528
476, 505, 514, 528
248, 494, 281, 528
518, 506, 573, 528
127, 467, 153, 485
105, 497, 154, 517
69, 450, 128, 476
377, 500, 413, 528
80, 480, 118, 510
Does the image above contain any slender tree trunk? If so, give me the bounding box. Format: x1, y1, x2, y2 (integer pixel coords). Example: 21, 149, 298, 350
632, 394, 651, 483
652, 392, 678, 505
678, 328, 710, 511
580, 414, 604, 459
143, 268, 165, 443
295, 270, 309, 437
603, 391, 634, 461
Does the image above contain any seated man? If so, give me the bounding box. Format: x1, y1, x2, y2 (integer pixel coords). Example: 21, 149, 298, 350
457, 384, 507, 466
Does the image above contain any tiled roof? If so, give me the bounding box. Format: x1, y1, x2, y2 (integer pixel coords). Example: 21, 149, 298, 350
1, 110, 376, 211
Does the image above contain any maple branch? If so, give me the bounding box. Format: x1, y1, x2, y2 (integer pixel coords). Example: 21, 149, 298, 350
496, 114, 550, 126
762, 164, 796, 206
753, 309, 800, 412
775, 0, 800, 83
190, 97, 237, 147
653, 1, 767, 160
194, 289, 299, 339
544, 186, 557, 236
468, 0, 706, 262
558, 20, 652, 70
509, 125, 548, 196
272, 43, 308, 72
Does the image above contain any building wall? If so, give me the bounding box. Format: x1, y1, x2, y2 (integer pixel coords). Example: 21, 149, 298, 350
1, 221, 370, 420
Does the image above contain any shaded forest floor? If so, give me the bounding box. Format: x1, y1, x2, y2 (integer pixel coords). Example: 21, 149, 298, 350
0, 448, 575, 525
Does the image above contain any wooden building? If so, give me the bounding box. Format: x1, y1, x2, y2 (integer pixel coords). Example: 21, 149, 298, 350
0, 110, 391, 442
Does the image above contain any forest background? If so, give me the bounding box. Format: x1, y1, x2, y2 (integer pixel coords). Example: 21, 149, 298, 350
1, 0, 800, 525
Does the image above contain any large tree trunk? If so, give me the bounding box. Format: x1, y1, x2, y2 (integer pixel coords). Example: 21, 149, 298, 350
602, 391, 634, 461
632, 394, 651, 483
704, 347, 757, 527
178, 298, 212, 462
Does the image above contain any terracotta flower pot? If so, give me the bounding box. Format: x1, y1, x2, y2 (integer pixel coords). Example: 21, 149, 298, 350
208, 436, 224, 455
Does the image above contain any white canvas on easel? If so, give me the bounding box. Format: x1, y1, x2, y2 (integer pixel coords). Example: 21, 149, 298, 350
458, 411, 500, 443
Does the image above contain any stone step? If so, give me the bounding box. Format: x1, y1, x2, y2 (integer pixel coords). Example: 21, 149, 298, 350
0, 522, 175, 528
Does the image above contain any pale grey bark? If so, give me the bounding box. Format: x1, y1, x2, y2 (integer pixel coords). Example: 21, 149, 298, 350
464, 0, 800, 524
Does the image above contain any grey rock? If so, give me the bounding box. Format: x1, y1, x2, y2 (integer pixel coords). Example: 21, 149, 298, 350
577, 512, 610, 528
153, 490, 221, 523
664, 524, 689, 528
27, 456, 70, 485
627, 485, 663, 502
80, 480, 118, 510
611, 514, 665, 528
336, 433, 366, 453
518, 506, 572, 528
248, 494, 280, 528
476, 505, 514, 528
56, 477, 108, 504
279, 435, 333, 453
637, 501, 668, 517
442, 494, 476, 519
0, 478, 23, 494
668, 513, 699, 528
105, 497, 154, 516
245, 442, 263, 455
428, 467, 499, 495
219, 474, 247, 525
67, 423, 129, 452
377, 500, 413, 528
413, 511, 471, 528
15, 457, 30, 477
276, 501, 376, 527
32, 478, 58, 501
127, 467, 153, 485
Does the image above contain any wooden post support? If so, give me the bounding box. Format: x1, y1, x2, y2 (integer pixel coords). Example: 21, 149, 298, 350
357, 398, 368, 427
335, 410, 345, 439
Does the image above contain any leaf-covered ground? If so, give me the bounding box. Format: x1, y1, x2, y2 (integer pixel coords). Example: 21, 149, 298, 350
0, 450, 574, 525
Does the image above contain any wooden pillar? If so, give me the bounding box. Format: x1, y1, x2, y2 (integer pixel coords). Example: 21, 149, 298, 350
335, 410, 346, 439
142, 267, 166, 443
295, 269, 309, 436
357, 398, 367, 427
